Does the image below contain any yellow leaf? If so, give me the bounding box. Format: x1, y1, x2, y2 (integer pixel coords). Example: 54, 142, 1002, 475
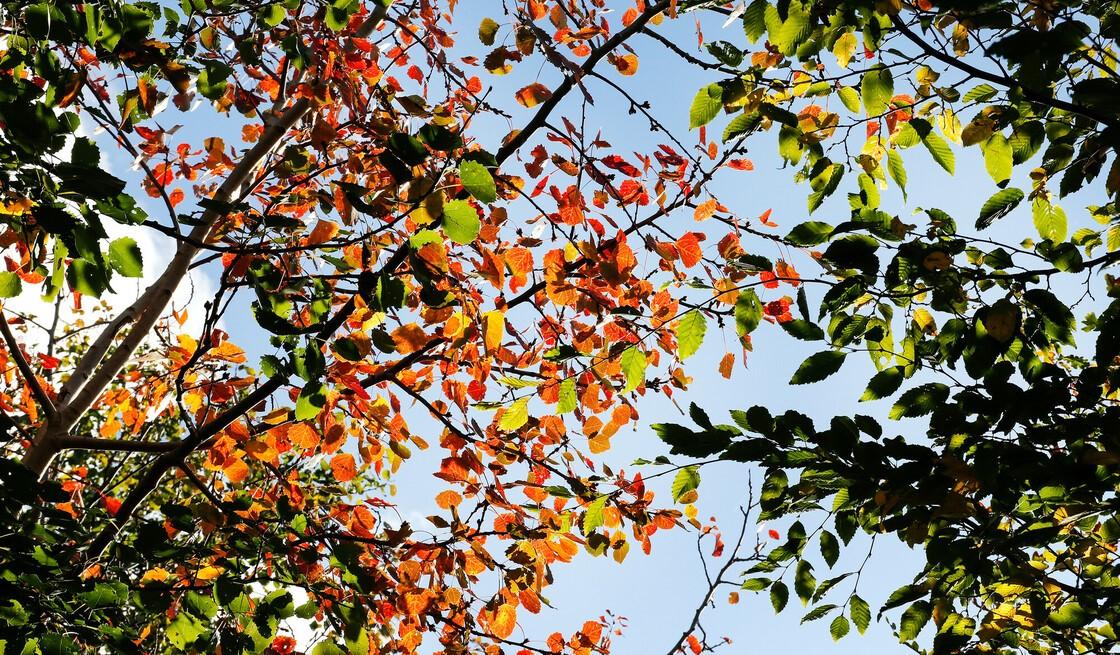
140, 568, 171, 584
483, 310, 505, 352
196, 565, 224, 581
833, 32, 857, 69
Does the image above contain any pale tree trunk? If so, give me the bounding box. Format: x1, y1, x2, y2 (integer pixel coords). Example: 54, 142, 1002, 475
20, 1, 394, 479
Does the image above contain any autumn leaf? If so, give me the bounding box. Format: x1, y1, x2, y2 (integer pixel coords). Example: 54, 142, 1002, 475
392, 323, 429, 353
288, 423, 320, 450
330, 453, 357, 482
490, 604, 517, 639
515, 83, 552, 108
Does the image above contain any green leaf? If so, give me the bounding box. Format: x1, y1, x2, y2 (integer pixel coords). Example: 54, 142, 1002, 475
886, 149, 907, 195
66, 259, 107, 297
790, 351, 846, 385
860, 65, 894, 116
820, 531, 840, 568
889, 383, 949, 420
653, 423, 732, 458
619, 346, 646, 392
735, 289, 762, 337
850, 594, 871, 634
676, 311, 707, 359
295, 381, 327, 421
861, 366, 904, 401
787, 221, 834, 246
79, 582, 126, 608
781, 319, 825, 341
1047, 602, 1091, 629
982, 133, 1013, 186
801, 603, 838, 623
671, 466, 701, 503
108, 237, 143, 277
795, 560, 816, 606
499, 397, 530, 431
775, 0, 811, 56
830, 615, 851, 641
837, 86, 861, 113
557, 377, 577, 414
898, 601, 932, 642
442, 199, 481, 245
770, 580, 789, 612
722, 111, 761, 142
1025, 289, 1076, 346
311, 642, 348, 655
0, 271, 22, 298
742, 578, 771, 591
976, 187, 1025, 229
1032, 198, 1068, 242
459, 161, 497, 204
963, 83, 998, 102
259, 4, 286, 27
582, 495, 607, 533
922, 131, 955, 174
166, 612, 206, 650
689, 84, 723, 129
742, 0, 767, 42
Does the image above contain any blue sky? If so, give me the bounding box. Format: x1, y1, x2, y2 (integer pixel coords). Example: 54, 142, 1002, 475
82, 0, 1111, 651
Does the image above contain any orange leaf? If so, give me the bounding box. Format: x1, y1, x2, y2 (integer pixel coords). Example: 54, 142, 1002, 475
727, 159, 754, 171
491, 604, 517, 639
331, 453, 357, 482
435, 490, 462, 509
775, 259, 800, 286
758, 208, 777, 226
392, 323, 429, 354
693, 198, 719, 222
676, 232, 703, 268
519, 589, 542, 614
515, 83, 552, 108
719, 352, 734, 379
307, 220, 340, 245
613, 53, 639, 76
289, 423, 320, 450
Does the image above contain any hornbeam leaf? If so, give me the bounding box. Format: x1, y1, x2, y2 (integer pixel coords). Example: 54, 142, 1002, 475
976, 187, 1025, 229
676, 311, 707, 359
619, 346, 646, 392
790, 351, 846, 385
850, 595, 871, 634
889, 383, 949, 419
1032, 198, 1068, 242
671, 466, 701, 503
689, 84, 723, 129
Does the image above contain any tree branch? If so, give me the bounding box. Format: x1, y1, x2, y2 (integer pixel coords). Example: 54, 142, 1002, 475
890, 14, 1118, 130
0, 310, 56, 416
494, 0, 672, 165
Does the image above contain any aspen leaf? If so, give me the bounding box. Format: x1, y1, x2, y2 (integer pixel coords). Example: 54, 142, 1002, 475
491, 604, 517, 639
515, 83, 552, 108
478, 17, 499, 45
499, 397, 530, 431
483, 310, 504, 352
330, 453, 357, 482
